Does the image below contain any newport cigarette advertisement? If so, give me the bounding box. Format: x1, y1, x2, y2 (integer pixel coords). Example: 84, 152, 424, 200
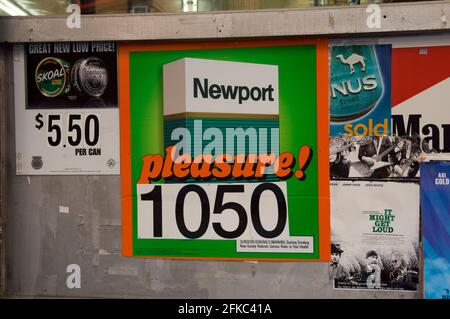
14, 42, 120, 175
119, 40, 330, 261
330, 45, 391, 137
330, 181, 420, 291
421, 161, 450, 299
392, 45, 450, 160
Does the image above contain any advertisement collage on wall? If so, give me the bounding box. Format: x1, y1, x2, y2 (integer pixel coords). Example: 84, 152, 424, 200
330, 180, 420, 291
329, 43, 422, 292
11, 38, 450, 296
330, 41, 450, 294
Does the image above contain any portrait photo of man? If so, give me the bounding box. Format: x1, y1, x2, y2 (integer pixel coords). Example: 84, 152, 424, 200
329, 243, 348, 283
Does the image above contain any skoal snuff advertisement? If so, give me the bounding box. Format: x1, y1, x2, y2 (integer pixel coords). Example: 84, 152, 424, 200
14, 42, 120, 175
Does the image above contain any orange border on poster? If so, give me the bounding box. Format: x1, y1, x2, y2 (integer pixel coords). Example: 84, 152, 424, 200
119, 39, 330, 261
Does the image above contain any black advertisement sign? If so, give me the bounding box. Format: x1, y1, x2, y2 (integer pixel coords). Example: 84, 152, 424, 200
26, 42, 118, 109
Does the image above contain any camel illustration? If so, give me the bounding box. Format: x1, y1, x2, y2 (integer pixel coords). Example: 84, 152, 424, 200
336, 53, 366, 74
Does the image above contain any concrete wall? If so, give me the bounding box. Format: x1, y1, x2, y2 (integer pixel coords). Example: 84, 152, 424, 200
2, 2, 450, 42
1, 157, 418, 298
3, 4, 447, 298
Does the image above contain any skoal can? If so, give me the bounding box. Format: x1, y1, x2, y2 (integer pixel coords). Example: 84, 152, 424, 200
330, 45, 384, 122
71, 57, 108, 97
35, 57, 71, 98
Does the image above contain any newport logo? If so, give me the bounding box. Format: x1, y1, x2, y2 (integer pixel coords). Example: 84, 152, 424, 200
164, 58, 278, 116
161, 57, 287, 180
193, 78, 275, 105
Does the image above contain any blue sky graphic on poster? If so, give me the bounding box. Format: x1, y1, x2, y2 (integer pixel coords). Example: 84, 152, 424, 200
421, 161, 450, 299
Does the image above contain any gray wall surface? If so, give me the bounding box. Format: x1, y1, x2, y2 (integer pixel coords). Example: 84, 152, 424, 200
1, 2, 450, 42
0, 43, 419, 299
4, 4, 444, 297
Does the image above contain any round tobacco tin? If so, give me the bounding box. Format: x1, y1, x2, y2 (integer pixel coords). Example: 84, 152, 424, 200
71, 57, 108, 97
35, 57, 71, 98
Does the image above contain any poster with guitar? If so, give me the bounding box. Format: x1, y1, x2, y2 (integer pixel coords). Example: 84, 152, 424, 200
330, 180, 420, 291
330, 135, 422, 180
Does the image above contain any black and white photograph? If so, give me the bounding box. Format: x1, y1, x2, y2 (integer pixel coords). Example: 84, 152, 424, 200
329, 242, 420, 291
330, 181, 420, 291
329, 135, 422, 180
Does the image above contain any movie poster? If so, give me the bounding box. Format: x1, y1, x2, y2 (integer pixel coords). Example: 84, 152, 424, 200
421, 161, 450, 299
330, 181, 420, 291
14, 42, 120, 175
330, 44, 391, 136
329, 135, 422, 180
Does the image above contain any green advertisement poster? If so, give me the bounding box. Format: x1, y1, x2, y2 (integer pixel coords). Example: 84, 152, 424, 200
120, 39, 330, 261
